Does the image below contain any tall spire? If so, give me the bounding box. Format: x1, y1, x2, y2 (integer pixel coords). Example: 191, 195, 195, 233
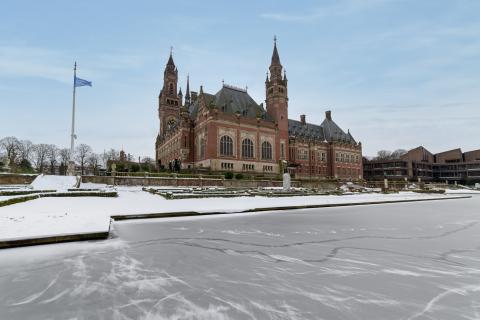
166, 46, 175, 69
269, 35, 283, 81
271, 35, 281, 66
185, 74, 191, 105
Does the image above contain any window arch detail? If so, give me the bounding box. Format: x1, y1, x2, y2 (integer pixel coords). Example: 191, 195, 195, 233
261, 141, 272, 160
242, 138, 254, 159
220, 135, 233, 156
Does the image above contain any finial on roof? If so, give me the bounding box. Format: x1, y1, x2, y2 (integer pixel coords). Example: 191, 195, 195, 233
166, 47, 175, 67
222, 79, 224, 86
199, 85, 204, 94
245, 85, 248, 91
270, 35, 281, 66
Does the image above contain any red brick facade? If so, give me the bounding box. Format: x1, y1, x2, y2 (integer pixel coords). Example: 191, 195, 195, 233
155, 41, 363, 180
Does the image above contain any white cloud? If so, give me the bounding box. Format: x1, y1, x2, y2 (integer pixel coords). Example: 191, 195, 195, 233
0, 45, 72, 83
0, 44, 150, 83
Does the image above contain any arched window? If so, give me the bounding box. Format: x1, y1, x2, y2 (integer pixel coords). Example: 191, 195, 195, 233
261, 141, 272, 160
169, 83, 174, 95
242, 138, 254, 159
220, 135, 233, 156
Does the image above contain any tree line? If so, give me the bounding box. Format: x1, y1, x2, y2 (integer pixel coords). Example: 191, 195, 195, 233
0, 136, 151, 175
373, 149, 408, 160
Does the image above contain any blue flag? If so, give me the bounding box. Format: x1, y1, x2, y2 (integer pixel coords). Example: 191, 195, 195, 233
74, 76, 92, 87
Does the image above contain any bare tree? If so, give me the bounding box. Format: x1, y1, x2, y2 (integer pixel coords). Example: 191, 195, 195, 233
87, 153, 100, 175
391, 149, 407, 159
18, 140, 34, 163
106, 148, 119, 161
375, 150, 392, 160
32, 143, 50, 173
141, 157, 154, 164
58, 148, 71, 175
47, 144, 59, 174
75, 144, 92, 175
0, 136, 20, 165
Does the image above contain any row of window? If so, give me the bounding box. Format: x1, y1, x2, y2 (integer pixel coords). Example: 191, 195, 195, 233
335, 153, 360, 163
220, 136, 273, 160
294, 149, 328, 162
263, 165, 274, 172
337, 167, 361, 177
297, 165, 327, 175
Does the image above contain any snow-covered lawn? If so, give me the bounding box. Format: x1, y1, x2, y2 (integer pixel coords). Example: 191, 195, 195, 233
0, 183, 470, 242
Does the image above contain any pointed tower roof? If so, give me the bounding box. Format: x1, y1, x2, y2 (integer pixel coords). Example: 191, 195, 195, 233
185, 74, 190, 99
271, 35, 281, 66
178, 87, 183, 96
167, 46, 175, 67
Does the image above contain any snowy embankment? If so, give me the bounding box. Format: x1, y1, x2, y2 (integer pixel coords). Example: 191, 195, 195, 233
445, 189, 480, 195
0, 184, 469, 242
30, 174, 79, 191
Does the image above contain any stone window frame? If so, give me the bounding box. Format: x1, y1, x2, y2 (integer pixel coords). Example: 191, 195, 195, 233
261, 141, 273, 160
241, 138, 255, 159
219, 135, 234, 157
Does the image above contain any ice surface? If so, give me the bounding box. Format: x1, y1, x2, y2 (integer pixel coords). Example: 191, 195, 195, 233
0, 197, 479, 319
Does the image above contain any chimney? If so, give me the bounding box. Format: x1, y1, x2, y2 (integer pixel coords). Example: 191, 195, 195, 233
325, 110, 332, 120
300, 114, 306, 125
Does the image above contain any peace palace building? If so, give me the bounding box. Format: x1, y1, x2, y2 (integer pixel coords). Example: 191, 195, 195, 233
155, 40, 363, 180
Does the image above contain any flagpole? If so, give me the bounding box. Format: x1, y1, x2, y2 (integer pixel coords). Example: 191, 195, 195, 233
70, 62, 77, 161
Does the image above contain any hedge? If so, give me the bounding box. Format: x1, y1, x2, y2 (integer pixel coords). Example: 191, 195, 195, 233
0, 195, 40, 207
0, 190, 56, 196
41, 191, 118, 198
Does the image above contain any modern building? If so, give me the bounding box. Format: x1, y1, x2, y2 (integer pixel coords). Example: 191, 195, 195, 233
155, 39, 363, 180
363, 146, 433, 181
364, 146, 480, 184
433, 148, 480, 183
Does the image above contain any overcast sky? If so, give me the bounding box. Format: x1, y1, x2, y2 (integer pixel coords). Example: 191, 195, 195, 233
1, 0, 479, 158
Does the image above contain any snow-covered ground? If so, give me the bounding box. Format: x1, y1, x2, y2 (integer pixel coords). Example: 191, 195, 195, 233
30, 174, 79, 191
444, 189, 480, 195
0, 183, 470, 242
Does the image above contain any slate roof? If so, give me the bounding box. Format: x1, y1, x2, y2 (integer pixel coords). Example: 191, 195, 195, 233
188, 85, 271, 121
288, 119, 326, 141
288, 117, 356, 144
321, 117, 356, 144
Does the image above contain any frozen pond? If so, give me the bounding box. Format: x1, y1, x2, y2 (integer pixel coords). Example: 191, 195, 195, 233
1, 196, 480, 319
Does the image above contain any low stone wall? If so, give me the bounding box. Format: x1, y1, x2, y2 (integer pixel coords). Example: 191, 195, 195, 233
81, 175, 305, 188
0, 174, 37, 185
